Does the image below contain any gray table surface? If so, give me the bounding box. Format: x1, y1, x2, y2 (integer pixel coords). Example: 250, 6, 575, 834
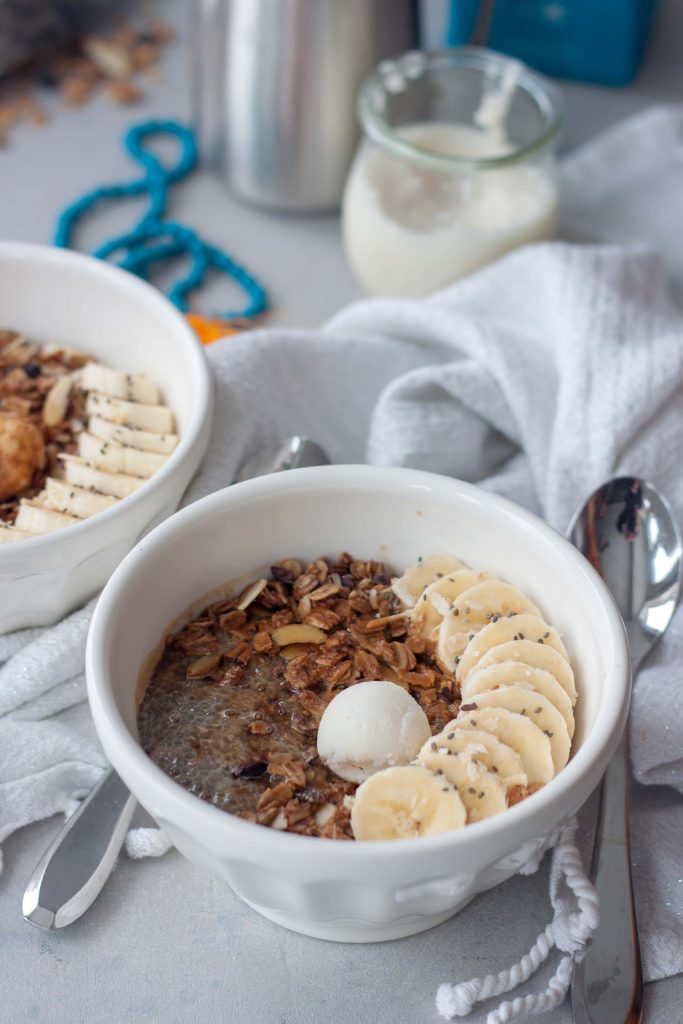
2, 2, 682, 1021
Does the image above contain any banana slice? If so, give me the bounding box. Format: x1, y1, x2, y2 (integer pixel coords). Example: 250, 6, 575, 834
462, 686, 570, 773
15, 500, 81, 534
81, 362, 161, 404
462, 662, 575, 738
458, 614, 569, 681
456, 707, 554, 787
412, 569, 493, 636
85, 392, 174, 434
475, 640, 577, 704
430, 727, 526, 792
41, 477, 118, 519
351, 764, 466, 840
416, 747, 507, 822
88, 415, 178, 455
392, 554, 466, 608
0, 523, 39, 543
79, 432, 169, 478
437, 581, 542, 674
59, 454, 143, 500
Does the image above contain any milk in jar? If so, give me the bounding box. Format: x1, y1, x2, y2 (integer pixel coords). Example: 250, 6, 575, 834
342, 50, 562, 297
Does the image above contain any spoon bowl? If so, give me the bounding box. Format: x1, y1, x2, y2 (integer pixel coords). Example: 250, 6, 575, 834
568, 477, 682, 669
568, 476, 682, 1024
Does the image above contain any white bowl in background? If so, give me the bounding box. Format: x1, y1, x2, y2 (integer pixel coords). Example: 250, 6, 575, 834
86, 466, 629, 942
0, 242, 212, 632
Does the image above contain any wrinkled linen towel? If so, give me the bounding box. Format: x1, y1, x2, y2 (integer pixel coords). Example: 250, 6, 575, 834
2, 104, 683, 995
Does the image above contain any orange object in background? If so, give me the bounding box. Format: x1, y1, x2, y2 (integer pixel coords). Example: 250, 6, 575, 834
185, 313, 254, 345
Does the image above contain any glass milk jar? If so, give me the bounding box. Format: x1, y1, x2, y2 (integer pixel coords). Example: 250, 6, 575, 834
342, 48, 562, 297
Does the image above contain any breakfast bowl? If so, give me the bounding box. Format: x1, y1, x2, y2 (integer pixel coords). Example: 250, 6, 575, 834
86, 465, 629, 942
0, 242, 212, 632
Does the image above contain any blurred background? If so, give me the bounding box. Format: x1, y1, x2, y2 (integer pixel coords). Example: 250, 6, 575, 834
0, 0, 680, 326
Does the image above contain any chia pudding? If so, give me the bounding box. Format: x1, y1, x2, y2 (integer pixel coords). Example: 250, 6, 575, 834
137, 554, 462, 839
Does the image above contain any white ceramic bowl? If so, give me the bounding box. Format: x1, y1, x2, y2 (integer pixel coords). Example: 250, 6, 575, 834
87, 466, 629, 942
0, 242, 212, 632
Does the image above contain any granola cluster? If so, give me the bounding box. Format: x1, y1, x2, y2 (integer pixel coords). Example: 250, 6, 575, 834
138, 554, 463, 839
0, 330, 88, 519
0, 19, 174, 147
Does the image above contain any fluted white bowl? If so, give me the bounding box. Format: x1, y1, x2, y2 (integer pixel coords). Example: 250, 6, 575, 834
0, 242, 212, 632
87, 465, 629, 942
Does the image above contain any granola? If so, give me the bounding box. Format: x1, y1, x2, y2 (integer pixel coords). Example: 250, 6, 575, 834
137, 554, 463, 839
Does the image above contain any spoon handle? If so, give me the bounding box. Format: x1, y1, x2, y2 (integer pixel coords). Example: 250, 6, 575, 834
571, 730, 644, 1024
22, 770, 136, 930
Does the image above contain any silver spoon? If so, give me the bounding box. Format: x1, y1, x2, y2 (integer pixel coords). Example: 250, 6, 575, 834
568, 477, 682, 1024
234, 434, 330, 482
23, 436, 330, 930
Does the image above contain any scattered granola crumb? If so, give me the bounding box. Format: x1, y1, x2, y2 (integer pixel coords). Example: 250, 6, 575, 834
0, 18, 173, 145
106, 80, 143, 105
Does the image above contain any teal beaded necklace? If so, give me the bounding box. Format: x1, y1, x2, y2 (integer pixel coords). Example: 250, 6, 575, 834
54, 119, 267, 320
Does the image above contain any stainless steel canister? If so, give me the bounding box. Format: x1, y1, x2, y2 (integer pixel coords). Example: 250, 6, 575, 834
192, 0, 417, 211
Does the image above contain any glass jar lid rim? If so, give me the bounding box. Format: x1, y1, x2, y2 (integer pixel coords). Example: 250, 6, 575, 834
358, 46, 563, 170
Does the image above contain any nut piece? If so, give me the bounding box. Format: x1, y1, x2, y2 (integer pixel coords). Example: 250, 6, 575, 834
0, 413, 45, 501
295, 595, 312, 621
272, 624, 327, 647
279, 643, 310, 661
106, 80, 143, 105
252, 631, 274, 654
186, 652, 222, 678
42, 374, 72, 427
314, 802, 337, 827
83, 38, 133, 79
236, 578, 268, 610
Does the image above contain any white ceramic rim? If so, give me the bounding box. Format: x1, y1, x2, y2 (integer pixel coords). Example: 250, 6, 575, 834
87, 465, 629, 859
0, 241, 212, 554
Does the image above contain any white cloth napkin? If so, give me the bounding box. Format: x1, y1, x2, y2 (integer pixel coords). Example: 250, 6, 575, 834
2, 104, 683, 989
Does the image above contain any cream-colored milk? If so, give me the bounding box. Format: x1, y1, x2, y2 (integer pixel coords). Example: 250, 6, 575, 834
342, 121, 558, 297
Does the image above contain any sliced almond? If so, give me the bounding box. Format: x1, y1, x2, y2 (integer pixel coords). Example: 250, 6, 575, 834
296, 594, 312, 621
280, 643, 311, 661
43, 375, 72, 427
236, 578, 268, 610
272, 624, 327, 646
271, 809, 288, 831
186, 652, 222, 678
83, 37, 133, 79
314, 802, 336, 827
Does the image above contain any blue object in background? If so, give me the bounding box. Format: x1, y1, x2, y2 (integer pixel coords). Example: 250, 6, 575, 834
55, 120, 267, 320
445, 0, 659, 86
